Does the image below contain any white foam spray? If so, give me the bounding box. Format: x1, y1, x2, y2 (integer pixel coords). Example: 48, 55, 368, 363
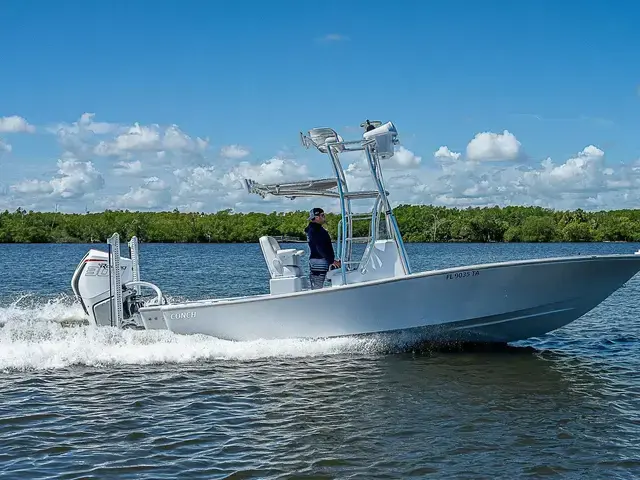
0, 294, 409, 372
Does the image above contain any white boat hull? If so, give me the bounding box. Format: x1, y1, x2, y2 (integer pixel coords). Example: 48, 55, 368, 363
136, 254, 640, 343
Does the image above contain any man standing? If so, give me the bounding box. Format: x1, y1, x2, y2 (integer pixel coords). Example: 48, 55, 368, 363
304, 207, 341, 289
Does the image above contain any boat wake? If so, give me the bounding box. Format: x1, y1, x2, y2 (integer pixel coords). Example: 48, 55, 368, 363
0, 293, 436, 372
0, 292, 88, 327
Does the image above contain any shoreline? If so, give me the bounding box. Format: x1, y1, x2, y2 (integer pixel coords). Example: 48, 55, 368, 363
2, 205, 640, 244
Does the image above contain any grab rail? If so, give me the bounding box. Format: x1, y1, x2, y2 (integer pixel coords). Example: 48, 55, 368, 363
125, 281, 165, 306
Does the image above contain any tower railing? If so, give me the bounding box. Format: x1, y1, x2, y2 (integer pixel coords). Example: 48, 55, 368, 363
245, 120, 412, 286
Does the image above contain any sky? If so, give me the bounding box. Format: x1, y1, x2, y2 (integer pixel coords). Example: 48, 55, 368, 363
1, 0, 639, 214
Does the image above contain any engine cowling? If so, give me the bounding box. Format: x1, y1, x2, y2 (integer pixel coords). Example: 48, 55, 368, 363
71, 248, 138, 327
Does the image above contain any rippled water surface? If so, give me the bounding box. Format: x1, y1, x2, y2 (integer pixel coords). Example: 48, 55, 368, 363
1, 242, 640, 479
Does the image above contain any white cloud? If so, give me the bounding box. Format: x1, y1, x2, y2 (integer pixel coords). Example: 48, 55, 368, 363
221, 144, 250, 159
171, 157, 311, 211
466, 130, 521, 162
344, 146, 422, 180
173, 165, 226, 198
0, 115, 35, 133
392, 146, 421, 168
113, 160, 144, 176
111, 176, 172, 210
5, 116, 640, 214
54, 112, 120, 136
50, 159, 104, 199
94, 123, 208, 159
226, 157, 310, 185
50, 113, 122, 160
377, 143, 640, 211
0, 139, 11, 154
11, 159, 104, 200
163, 156, 322, 213
519, 145, 613, 196
42, 115, 211, 187
10, 179, 53, 196
434, 146, 461, 161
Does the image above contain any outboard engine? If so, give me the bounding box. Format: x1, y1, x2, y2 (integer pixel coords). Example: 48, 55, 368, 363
71, 248, 144, 328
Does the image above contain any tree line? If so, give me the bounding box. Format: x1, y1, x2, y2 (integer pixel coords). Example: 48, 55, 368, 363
1, 205, 640, 244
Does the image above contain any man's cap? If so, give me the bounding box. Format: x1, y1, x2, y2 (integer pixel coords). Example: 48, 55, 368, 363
308, 207, 324, 221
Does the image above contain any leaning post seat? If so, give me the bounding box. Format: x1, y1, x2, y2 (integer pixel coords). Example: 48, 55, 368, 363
259, 236, 309, 294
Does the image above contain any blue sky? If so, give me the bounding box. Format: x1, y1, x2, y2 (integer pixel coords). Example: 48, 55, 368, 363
1, 0, 639, 213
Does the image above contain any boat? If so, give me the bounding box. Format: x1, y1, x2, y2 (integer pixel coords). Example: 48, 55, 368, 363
70, 120, 640, 344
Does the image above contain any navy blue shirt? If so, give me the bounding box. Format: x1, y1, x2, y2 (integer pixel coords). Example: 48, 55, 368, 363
304, 222, 335, 271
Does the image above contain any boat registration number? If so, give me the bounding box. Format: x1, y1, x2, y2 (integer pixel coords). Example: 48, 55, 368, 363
445, 270, 480, 280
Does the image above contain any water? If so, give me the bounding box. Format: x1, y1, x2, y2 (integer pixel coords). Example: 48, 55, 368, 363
1, 242, 640, 479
